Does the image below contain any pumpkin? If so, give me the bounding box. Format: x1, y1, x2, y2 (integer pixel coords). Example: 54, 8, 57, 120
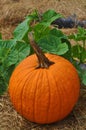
9, 40, 80, 124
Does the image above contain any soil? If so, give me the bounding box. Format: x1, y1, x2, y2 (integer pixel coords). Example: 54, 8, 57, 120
0, 0, 86, 130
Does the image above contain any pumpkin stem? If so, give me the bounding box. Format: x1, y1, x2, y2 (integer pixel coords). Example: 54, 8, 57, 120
29, 36, 54, 68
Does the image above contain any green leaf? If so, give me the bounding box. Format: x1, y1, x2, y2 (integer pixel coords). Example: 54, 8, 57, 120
15, 40, 30, 64
0, 33, 2, 39
38, 34, 68, 55
33, 23, 50, 41
0, 39, 30, 67
0, 39, 30, 95
55, 43, 69, 55
81, 49, 86, 63
0, 39, 16, 47
13, 19, 30, 40
77, 27, 86, 41
71, 45, 86, 63
0, 65, 10, 94
82, 70, 86, 85
42, 9, 62, 24
0, 39, 17, 67
49, 28, 72, 59
0, 76, 8, 95
50, 28, 67, 39
0, 64, 15, 95
13, 10, 40, 41
68, 27, 86, 41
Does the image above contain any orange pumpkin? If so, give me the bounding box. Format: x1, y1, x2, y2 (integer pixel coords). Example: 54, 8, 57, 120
9, 41, 80, 124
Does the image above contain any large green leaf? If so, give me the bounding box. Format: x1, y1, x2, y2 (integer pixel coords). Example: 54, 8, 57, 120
50, 28, 67, 39
42, 10, 62, 24
0, 39, 16, 47
15, 41, 30, 64
38, 34, 68, 55
13, 10, 40, 41
0, 39, 30, 67
0, 39, 30, 95
33, 23, 51, 42
13, 19, 30, 40
49, 28, 72, 59
0, 40, 17, 67
55, 43, 69, 55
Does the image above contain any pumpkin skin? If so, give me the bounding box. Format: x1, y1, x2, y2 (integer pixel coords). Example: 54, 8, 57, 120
9, 53, 80, 124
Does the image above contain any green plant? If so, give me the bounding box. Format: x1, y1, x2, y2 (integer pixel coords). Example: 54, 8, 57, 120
68, 27, 86, 85
0, 39, 30, 94
0, 9, 86, 95
68, 27, 86, 63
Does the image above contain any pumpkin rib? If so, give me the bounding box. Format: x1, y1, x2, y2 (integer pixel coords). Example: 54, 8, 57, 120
21, 70, 38, 117
9, 68, 37, 115
20, 74, 32, 115
32, 70, 43, 122
56, 71, 70, 119
71, 68, 80, 102
54, 65, 79, 119
45, 70, 51, 123
22, 69, 41, 120
54, 71, 72, 120
58, 77, 69, 119
11, 62, 35, 77
34, 69, 50, 123
18, 55, 38, 69
54, 76, 63, 120
10, 68, 35, 102
14, 74, 27, 112
32, 69, 41, 122
47, 59, 80, 121
49, 70, 62, 122
60, 67, 74, 117
49, 59, 66, 121
9, 74, 23, 104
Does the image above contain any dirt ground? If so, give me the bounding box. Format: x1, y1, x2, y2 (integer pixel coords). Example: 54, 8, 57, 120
0, 0, 86, 130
